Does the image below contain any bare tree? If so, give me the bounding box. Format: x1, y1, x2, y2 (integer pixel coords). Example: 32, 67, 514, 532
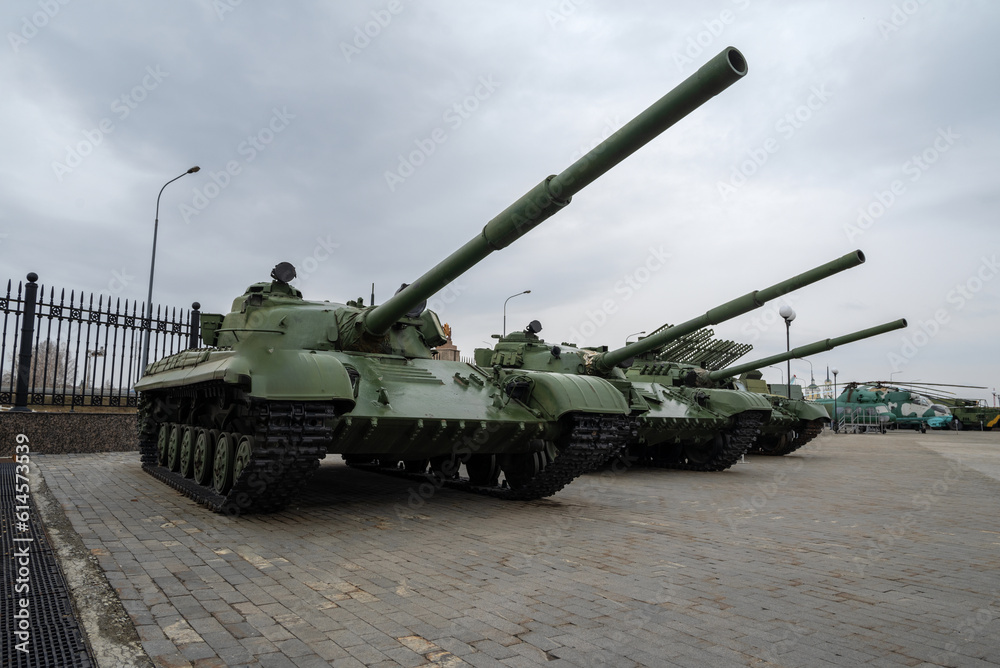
1, 340, 79, 392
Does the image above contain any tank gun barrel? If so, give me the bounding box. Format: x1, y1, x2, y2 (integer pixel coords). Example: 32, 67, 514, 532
362, 47, 748, 336
591, 250, 866, 373
706, 318, 908, 381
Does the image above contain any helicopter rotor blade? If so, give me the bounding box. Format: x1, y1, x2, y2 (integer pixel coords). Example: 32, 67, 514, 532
862, 380, 987, 390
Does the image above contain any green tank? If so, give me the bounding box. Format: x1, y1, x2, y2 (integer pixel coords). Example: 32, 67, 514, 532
692, 319, 909, 455
477, 251, 867, 472
730, 373, 828, 453
134, 47, 749, 514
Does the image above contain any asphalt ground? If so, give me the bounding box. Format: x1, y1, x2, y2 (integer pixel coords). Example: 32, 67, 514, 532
14, 429, 1000, 667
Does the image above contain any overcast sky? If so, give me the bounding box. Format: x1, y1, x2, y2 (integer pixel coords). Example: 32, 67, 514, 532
2, 1, 998, 403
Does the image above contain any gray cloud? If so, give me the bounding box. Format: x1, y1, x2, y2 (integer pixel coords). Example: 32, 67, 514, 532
2, 0, 998, 402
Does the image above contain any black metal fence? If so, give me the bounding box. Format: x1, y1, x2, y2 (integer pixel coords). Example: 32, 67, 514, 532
0, 273, 199, 410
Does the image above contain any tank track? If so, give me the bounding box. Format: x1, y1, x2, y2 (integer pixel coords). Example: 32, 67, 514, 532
755, 418, 825, 457
348, 413, 634, 501
638, 411, 764, 472
139, 391, 335, 515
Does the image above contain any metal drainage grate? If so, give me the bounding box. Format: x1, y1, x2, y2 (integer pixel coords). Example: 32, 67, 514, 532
0, 463, 94, 668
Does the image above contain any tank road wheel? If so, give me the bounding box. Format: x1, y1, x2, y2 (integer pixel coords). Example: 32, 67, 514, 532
212, 431, 236, 494
403, 459, 430, 474
500, 453, 540, 489
233, 435, 255, 483
157, 423, 171, 466
500, 443, 556, 490
755, 432, 791, 455
466, 454, 499, 487
179, 427, 195, 478
429, 455, 461, 480
193, 429, 214, 485
654, 442, 683, 465
684, 434, 724, 466
167, 425, 182, 472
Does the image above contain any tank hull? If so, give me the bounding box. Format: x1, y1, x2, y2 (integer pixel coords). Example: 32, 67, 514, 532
622, 378, 772, 470
137, 346, 633, 514
750, 395, 829, 456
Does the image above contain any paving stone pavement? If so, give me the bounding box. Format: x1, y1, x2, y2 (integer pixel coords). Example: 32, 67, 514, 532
29, 430, 1000, 667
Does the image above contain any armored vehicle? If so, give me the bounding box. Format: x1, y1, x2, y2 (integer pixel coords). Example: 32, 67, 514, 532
730, 374, 831, 454
477, 251, 867, 472
934, 397, 999, 431
685, 319, 908, 454
135, 47, 749, 513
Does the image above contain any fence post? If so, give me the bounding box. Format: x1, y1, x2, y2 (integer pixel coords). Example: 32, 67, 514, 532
12, 272, 39, 412
189, 302, 201, 349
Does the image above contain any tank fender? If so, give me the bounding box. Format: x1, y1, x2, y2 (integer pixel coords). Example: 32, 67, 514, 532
135, 349, 236, 392
787, 400, 831, 422
243, 350, 357, 408
137, 348, 356, 410
518, 371, 630, 419
690, 387, 773, 416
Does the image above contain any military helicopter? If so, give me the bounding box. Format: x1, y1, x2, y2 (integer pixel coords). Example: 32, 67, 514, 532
813, 381, 983, 432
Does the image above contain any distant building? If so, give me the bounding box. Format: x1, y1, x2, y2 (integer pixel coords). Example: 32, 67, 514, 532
820, 365, 834, 399
802, 368, 823, 401
433, 323, 461, 361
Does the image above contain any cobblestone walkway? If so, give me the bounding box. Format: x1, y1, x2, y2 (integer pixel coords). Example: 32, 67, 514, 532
33, 430, 1000, 667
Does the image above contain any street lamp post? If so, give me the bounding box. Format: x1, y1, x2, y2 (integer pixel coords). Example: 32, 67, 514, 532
141, 166, 200, 375
502, 290, 531, 337
626, 331, 645, 345
832, 367, 840, 433
767, 365, 783, 386
779, 305, 796, 398
76, 347, 105, 413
